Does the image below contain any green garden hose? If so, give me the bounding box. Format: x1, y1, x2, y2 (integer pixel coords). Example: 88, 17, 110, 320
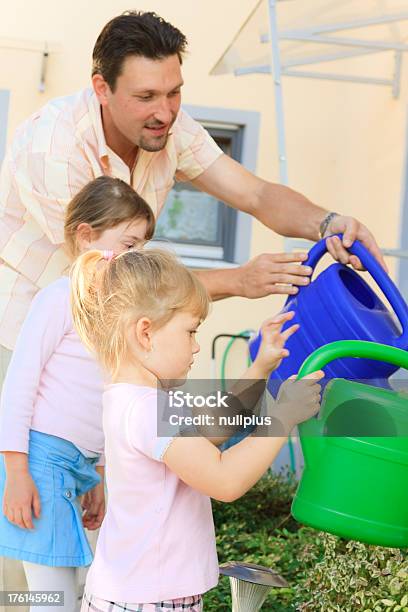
220, 330, 253, 390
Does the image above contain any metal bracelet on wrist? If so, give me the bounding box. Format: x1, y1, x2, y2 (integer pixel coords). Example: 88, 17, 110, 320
319, 211, 339, 240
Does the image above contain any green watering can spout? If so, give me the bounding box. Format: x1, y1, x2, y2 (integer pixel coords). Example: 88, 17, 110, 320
293, 340, 408, 548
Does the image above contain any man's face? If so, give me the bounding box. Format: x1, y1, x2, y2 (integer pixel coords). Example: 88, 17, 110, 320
102, 54, 183, 152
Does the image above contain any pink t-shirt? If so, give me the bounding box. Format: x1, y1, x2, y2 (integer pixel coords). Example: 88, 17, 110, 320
85, 383, 219, 603
0, 276, 105, 462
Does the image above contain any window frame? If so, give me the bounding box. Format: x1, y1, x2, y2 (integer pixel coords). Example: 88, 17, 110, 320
0, 90, 10, 165
398, 109, 408, 300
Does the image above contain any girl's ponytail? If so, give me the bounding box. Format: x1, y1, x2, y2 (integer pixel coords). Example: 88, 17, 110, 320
70, 250, 109, 355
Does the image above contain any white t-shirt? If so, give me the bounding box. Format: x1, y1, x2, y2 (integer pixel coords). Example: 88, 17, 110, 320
85, 383, 219, 603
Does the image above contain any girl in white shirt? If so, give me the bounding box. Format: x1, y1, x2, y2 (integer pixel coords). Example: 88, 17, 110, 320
70, 247, 323, 612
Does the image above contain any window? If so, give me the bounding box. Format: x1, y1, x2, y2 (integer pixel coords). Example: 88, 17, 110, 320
155, 126, 242, 263
153, 105, 260, 269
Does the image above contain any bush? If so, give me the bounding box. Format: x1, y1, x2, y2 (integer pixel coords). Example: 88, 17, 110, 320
296, 535, 408, 612
203, 471, 324, 611
204, 470, 408, 611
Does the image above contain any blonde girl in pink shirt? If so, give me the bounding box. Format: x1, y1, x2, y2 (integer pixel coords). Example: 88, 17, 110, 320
70, 248, 323, 611
0, 176, 155, 611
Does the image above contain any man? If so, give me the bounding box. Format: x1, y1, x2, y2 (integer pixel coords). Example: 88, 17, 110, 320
0, 10, 384, 358
0, 10, 387, 607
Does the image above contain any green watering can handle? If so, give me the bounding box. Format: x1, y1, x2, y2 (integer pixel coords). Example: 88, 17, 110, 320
297, 340, 408, 379
296, 340, 408, 440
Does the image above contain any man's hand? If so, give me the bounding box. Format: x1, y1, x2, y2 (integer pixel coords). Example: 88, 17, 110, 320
3, 471, 41, 530
324, 215, 387, 272
238, 252, 312, 299
81, 478, 105, 530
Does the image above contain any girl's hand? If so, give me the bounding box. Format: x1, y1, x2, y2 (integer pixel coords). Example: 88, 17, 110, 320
251, 312, 299, 379
3, 472, 41, 530
271, 370, 325, 434
81, 481, 105, 531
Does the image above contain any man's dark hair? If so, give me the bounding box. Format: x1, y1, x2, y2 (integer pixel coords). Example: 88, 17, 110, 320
92, 11, 188, 91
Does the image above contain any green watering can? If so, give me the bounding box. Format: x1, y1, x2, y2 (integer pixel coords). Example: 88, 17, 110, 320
292, 340, 408, 548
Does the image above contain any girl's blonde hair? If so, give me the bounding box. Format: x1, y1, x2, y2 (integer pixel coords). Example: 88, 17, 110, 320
64, 176, 156, 258
70, 249, 210, 377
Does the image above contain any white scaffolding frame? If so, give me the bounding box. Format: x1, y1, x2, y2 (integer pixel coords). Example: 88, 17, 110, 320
211, 1, 408, 276
216, 0, 408, 186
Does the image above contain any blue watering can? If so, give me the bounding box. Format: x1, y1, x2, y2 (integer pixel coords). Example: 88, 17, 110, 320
249, 235, 408, 382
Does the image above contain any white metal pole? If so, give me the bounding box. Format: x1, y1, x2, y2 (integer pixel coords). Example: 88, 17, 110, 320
267, 0, 288, 186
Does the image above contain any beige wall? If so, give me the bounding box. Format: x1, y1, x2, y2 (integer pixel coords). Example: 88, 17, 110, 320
0, 1, 407, 379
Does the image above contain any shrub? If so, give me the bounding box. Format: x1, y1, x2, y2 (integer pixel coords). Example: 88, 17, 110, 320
203, 470, 408, 611
204, 471, 323, 611
296, 534, 408, 612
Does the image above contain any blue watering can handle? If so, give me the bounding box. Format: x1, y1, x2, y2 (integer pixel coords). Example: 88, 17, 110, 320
304, 233, 408, 349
